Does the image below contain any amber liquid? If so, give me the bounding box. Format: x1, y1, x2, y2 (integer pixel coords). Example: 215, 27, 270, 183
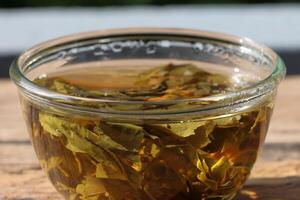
22, 61, 273, 200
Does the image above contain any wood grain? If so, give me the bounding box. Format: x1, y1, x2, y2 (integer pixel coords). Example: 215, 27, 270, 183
0, 77, 300, 200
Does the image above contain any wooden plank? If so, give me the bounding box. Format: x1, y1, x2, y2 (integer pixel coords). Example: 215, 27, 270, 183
267, 76, 300, 137
0, 77, 300, 199
0, 80, 27, 141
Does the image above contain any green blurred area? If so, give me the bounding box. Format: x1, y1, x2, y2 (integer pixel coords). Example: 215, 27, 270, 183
1, 0, 299, 7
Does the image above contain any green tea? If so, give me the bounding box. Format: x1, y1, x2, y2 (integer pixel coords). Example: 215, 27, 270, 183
23, 62, 273, 200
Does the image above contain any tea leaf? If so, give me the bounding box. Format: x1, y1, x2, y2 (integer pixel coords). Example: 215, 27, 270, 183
100, 122, 146, 151
135, 65, 168, 89
142, 160, 186, 200
39, 112, 126, 151
55, 182, 78, 200
197, 172, 218, 191
164, 121, 206, 137
215, 115, 241, 127
196, 159, 210, 175
40, 156, 63, 173
186, 124, 214, 149
76, 176, 107, 199
39, 112, 127, 180
150, 143, 160, 157
211, 156, 231, 180
96, 161, 126, 180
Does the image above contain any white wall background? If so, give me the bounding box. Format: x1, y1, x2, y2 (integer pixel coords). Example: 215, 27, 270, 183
0, 4, 299, 54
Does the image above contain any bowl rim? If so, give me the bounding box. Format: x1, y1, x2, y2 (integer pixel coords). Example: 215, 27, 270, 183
9, 27, 286, 117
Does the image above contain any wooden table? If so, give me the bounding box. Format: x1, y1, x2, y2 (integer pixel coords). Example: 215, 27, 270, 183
1, 77, 300, 200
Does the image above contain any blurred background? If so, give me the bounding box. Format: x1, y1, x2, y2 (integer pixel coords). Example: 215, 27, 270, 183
0, 0, 299, 77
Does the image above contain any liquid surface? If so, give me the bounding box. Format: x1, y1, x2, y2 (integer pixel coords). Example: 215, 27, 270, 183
34, 62, 255, 101
23, 63, 273, 200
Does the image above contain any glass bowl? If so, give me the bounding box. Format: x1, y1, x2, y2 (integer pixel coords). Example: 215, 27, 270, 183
10, 28, 285, 200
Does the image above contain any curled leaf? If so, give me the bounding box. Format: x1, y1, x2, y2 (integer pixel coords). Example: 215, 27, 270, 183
211, 156, 231, 180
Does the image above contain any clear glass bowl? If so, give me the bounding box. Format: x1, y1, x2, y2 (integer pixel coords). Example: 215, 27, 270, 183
10, 28, 285, 200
